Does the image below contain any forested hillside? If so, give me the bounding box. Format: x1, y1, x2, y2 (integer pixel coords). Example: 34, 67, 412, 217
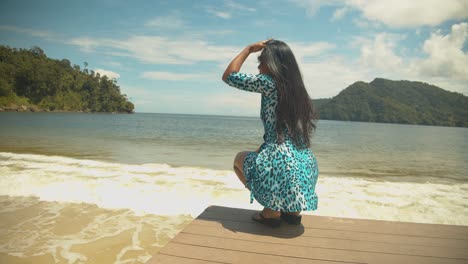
316, 78, 468, 127
0, 45, 134, 113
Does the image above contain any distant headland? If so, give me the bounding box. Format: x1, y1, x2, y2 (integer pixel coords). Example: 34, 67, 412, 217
0, 45, 134, 113
314, 78, 468, 127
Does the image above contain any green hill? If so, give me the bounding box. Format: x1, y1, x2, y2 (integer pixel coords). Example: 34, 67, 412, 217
316, 78, 468, 127
0, 45, 134, 113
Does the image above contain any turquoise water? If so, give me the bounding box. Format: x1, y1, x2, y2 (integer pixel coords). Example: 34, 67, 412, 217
1, 112, 467, 182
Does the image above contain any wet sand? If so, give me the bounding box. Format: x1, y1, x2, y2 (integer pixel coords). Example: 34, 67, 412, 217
0, 196, 192, 264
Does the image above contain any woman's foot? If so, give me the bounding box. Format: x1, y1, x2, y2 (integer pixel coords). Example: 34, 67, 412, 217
252, 212, 281, 228
251, 208, 281, 228
280, 212, 302, 225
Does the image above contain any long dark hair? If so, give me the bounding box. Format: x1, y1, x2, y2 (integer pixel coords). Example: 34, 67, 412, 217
258, 39, 317, 148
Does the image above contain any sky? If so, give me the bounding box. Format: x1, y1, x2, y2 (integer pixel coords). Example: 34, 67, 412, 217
1, 0, 467, 115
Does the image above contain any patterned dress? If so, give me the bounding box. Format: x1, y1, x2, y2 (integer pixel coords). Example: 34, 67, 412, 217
225, 72, 319, 212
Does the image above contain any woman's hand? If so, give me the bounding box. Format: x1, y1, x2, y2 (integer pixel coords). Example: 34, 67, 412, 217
248, 39, 270, 53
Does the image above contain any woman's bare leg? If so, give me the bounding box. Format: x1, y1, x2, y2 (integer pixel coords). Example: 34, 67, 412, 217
233, 151, 250, 187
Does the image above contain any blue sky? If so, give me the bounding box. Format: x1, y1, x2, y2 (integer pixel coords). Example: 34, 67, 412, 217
1, 0, 467, 115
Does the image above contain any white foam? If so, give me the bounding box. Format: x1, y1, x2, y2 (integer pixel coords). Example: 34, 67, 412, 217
0, 152, 251, 218
1, 152, 467, 225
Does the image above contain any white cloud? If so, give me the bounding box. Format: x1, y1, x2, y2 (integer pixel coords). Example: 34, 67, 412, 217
417, 22, 468, 80
94, 69, 120, 79
105, 61, 122, 68
357, 33, 405, 72
205, 1, 256, 20
68, 35, 239, 65
225, 0, 256, 12
141, 71, 206, 81
293, 0, 468, 27
145, 16, 185, 29
203, 91, 260, 116
206, 8, 232, 19
348, 0, 468, 27
356, 22, 468, 85
303, 60, 369, 98
351, 23, 468, 94
286, 41, 371, 98
331, 7, 349, 21
291, 0, 341, 16
0, 25, 56, 40
289, 41, 337, 60
352, 17, 376, 29
189, 29, 235, 36
67, 37, 101, 52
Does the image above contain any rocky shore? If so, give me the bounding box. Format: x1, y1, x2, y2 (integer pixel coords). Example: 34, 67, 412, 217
0, 104, 42, 112
0, 104, 130, 113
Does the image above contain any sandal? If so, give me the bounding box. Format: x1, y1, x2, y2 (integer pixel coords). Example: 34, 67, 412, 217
252, 212, 281, 228
280, 212, 302, 225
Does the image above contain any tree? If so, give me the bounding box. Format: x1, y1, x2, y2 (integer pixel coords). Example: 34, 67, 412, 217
30, 46, 45, 58
317, 78, 468, 127
0, 45, 134, 113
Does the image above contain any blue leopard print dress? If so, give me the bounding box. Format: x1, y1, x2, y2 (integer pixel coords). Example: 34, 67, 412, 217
225, 72, 319, 212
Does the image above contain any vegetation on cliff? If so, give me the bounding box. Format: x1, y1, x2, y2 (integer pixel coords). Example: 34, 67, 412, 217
315, 78, 467, 127
0, 45, 134, 113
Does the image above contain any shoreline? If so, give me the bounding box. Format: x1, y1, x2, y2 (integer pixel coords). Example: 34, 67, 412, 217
0, 103, 133, 114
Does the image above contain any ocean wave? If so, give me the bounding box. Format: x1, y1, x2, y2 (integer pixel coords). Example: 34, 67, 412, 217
0, 152, 254, 217
1, 151, 467, 225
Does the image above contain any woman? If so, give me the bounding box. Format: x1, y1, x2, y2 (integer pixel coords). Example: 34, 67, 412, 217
222, 39, 319, 228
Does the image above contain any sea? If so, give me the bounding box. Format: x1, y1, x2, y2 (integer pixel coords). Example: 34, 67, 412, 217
1, 112, 467, 263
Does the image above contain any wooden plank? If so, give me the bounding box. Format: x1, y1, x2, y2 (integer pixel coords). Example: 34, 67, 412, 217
145, 253, 225, 264
159, 242, 363, 264
191, 218, 467, 249
202, 206, 468, 239
182, 223, 468, 259
171, 232, 467, 264
146, 206, 468, 264
204, 206, 468, 236
208, 204, 468, 235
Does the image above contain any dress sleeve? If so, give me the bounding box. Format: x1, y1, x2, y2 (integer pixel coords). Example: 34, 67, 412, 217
224, 72, 275, 95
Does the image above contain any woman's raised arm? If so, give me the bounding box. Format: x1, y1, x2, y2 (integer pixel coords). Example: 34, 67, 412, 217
222, 40, 268, 82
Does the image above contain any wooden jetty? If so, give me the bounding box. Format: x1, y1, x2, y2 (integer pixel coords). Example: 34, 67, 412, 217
146, 205, 468, 264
